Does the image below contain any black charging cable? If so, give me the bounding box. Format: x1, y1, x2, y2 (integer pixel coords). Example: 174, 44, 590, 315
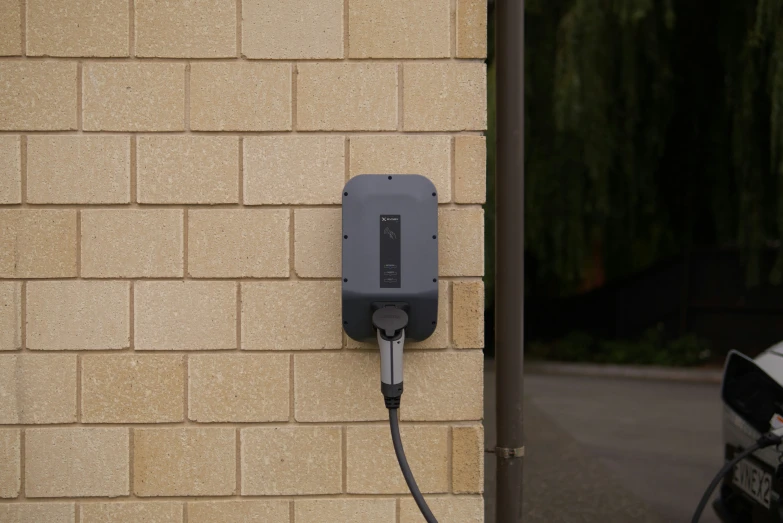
691, 431, 783, 523
389, 407, 438, 523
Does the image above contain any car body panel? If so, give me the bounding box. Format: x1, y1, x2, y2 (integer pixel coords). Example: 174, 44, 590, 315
718, 347, 783, 522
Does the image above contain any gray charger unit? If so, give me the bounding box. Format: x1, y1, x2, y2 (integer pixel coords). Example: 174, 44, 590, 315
341, 174, 439, 342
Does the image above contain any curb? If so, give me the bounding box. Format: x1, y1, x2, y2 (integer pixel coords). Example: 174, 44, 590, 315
524, 361, 723, 384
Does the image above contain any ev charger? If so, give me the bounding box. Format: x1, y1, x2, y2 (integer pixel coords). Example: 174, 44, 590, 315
341, 174, 439, 523
342, 174, 438, 342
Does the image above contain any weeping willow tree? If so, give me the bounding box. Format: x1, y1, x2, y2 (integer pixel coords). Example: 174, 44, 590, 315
506, 0, 783, 298
728, 0, 783, 284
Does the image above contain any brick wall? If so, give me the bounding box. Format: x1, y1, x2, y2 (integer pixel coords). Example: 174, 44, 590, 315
0, 0, 487, 521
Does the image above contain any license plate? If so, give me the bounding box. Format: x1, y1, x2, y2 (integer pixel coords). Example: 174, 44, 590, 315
733, 458, 772, 509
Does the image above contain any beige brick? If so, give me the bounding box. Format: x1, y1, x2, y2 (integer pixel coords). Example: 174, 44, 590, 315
403, 62, 486, 131
349, 136, 451, 202
294, 209, 341, 277
453, 425, 484, 493
0, 0, 21, 56
134, 428, 235, 496
191, 62, 291, 131
454, 135, 486, 203
242, 281, 341, 350
0, 136, 20, 203
81, 502, 182, 523
27, 0, 128, 57
297, 63, 397, 131
453, 281, 484, 349
0, 354, 77, 424
27, 281, 129, 351
83, 63, 185, 131
243, 0, 342, 59
345, 280, 449, 349
296, 500, 395, 523
244, 136, 344, 205
349, 0, 449, 58
82, 355, 185, 423
136, 0, 235, 57
241, 427, 341, 495
26, 428, 129, 497
0, 62, 76, 130
347, 425, 448, 494
27, 136, 130, 204
188, 210, 289, 278
457, 0, 487, 58
189, 500, 289, 523
439, 208, 484, 277
137, 136, 238, 204
0, 210, 77, 278
81, 210, 183, 278
402, 351, 483, 421
0, 282, 21, 351
400, 497, 483, 523
0, 504, 75, 523
294, 353, 387, 422
189, 354, 288, 422
135, 281, 236, 351
0, 429, 20, 498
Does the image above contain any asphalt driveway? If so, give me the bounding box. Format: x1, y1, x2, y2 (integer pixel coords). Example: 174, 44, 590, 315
484, 359, 723, 522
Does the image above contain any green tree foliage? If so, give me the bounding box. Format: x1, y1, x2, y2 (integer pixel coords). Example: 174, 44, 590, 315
498, 0, 783, 298
730, 0, 783, 284
524, 0, 677, 295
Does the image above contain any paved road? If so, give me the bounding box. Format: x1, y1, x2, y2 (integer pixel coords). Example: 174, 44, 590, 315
484, 359, 723, 522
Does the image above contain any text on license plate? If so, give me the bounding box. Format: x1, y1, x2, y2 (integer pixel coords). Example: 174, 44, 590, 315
733, 458, 772, 509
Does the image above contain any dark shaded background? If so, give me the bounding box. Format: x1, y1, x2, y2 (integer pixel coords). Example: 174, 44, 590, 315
485, 0, 783, 363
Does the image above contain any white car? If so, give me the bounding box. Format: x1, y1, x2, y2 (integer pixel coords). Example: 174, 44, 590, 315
715, 346, 783, 523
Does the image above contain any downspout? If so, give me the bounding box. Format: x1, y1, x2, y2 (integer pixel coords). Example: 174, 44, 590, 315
495, 0, 525, 521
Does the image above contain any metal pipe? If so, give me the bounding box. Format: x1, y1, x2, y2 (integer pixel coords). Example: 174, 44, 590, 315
495, 0, 525, 521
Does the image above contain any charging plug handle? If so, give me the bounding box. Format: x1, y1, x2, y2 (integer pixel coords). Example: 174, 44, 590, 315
373, 306, 408, 405
372, 306, 438, 523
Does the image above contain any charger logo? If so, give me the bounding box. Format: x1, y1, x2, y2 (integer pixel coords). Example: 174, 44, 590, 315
383, 227, 397, 240
381, 216, 399, 222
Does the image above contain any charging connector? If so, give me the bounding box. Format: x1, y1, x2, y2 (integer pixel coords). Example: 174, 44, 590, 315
373, 306, 406, 408
372, 306, 438, 523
